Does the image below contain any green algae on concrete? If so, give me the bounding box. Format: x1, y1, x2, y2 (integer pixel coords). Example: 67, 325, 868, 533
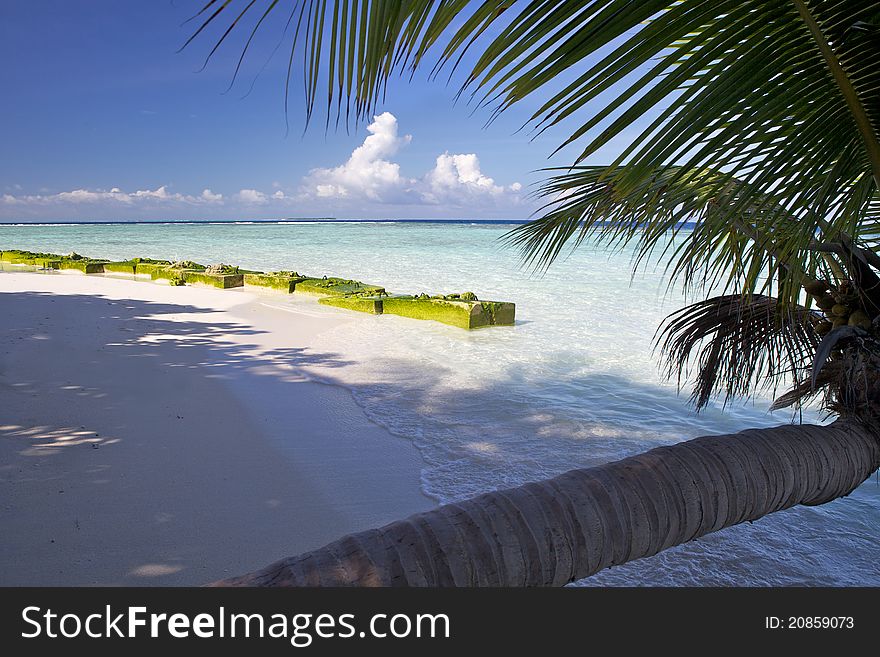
102, 261, 138, 275
318, 295, 385, 314
1, 250, 115, 271
170, 260, 206, 271
478, 300, 516, 326
0, 250, 30, 264
182, 270, 244, 289
243, 271, 306, 293
296, 277, 385, 297
57, 260, 107, 274
134, 264, 170, 278
149, 262, 239, 288
144, 260, 205, 282
150, 269, 191, 287
1, 250, 63, 268
1, 250, 47, 263
320, 291, 516, 328
136, 263, 168, 278
128, 258, 172, 278
2, 246, 517, 330
146, 265, 174, 280
382, 295, 515, 329
32, 258, 62, 269
132, 258, 171, 264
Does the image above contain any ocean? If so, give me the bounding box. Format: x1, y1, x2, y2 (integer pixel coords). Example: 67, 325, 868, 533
2, 219, 878, 585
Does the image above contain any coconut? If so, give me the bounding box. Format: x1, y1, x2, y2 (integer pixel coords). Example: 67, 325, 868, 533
803, 279, 828, 296
848, 310, 872, 330
831, 303, 850, 317
815, 320, 833, 335
815, 294, 836, 310
832, 317, 847, 329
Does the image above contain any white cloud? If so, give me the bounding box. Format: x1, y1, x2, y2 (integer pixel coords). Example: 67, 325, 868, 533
132, 186, 176, 200
2, 185, 217, 207
237, 188, 267, 204
422, 152, 511, 204
303, 112, 413, 202
299, 113, 522, 210
1, 112, 527, 219
56, 188, 131, 204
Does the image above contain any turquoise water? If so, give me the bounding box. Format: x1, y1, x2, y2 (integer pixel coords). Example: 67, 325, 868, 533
2, 220, 878, 585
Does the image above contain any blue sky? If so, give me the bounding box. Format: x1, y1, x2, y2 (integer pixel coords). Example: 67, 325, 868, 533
0, 2, 638, 222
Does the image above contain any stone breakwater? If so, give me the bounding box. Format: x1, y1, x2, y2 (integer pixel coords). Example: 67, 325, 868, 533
0, 248, 515, 330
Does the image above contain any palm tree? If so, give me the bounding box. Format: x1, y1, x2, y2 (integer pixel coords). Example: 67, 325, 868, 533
187, 0, 880, 586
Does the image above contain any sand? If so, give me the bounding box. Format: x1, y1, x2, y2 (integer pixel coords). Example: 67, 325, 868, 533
0, 269, 434, 585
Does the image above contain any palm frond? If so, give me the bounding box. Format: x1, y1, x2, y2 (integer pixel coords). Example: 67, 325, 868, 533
188, 1, 880, 245
769, 372, 834, 411
656, 294, 820, 410
504, 166, 836, 304
184, 1, 880, 412
192, 1, 880, 268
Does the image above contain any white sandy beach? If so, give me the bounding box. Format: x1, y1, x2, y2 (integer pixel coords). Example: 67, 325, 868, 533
0, 269, 433, 586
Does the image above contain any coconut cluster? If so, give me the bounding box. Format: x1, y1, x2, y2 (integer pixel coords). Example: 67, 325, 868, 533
807, 279, 872, 335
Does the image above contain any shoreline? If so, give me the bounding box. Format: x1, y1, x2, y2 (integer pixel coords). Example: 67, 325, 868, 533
0, 270, 434, 585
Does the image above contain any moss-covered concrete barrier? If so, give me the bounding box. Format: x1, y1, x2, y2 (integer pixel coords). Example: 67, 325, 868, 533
320, 292, 515, 328
2, 247, 515, 328
140, 261, 244, 289
57, 259, 108, 274
1, 250, 106, 272
132, 259, 172, 278
383, 294, 515, 329
1, 249, 61, 268
319, 294, 386, 315
243, 271, 306, 293
102, 261, 139, 275
182, 265, 244, 289
295, 277, 385, 297
104, 257, 177, 276
155, 261, 205, 275
146, 261, 203, 287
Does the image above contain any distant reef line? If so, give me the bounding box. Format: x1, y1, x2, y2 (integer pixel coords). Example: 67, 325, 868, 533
0, 218, 532, 226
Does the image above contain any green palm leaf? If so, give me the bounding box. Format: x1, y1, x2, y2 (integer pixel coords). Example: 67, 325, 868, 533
185, 0, 880, 411
656, 294, 820, 409
186, 1, 880, 263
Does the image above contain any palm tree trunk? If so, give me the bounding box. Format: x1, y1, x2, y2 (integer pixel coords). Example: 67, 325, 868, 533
212, 420, 879, 587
